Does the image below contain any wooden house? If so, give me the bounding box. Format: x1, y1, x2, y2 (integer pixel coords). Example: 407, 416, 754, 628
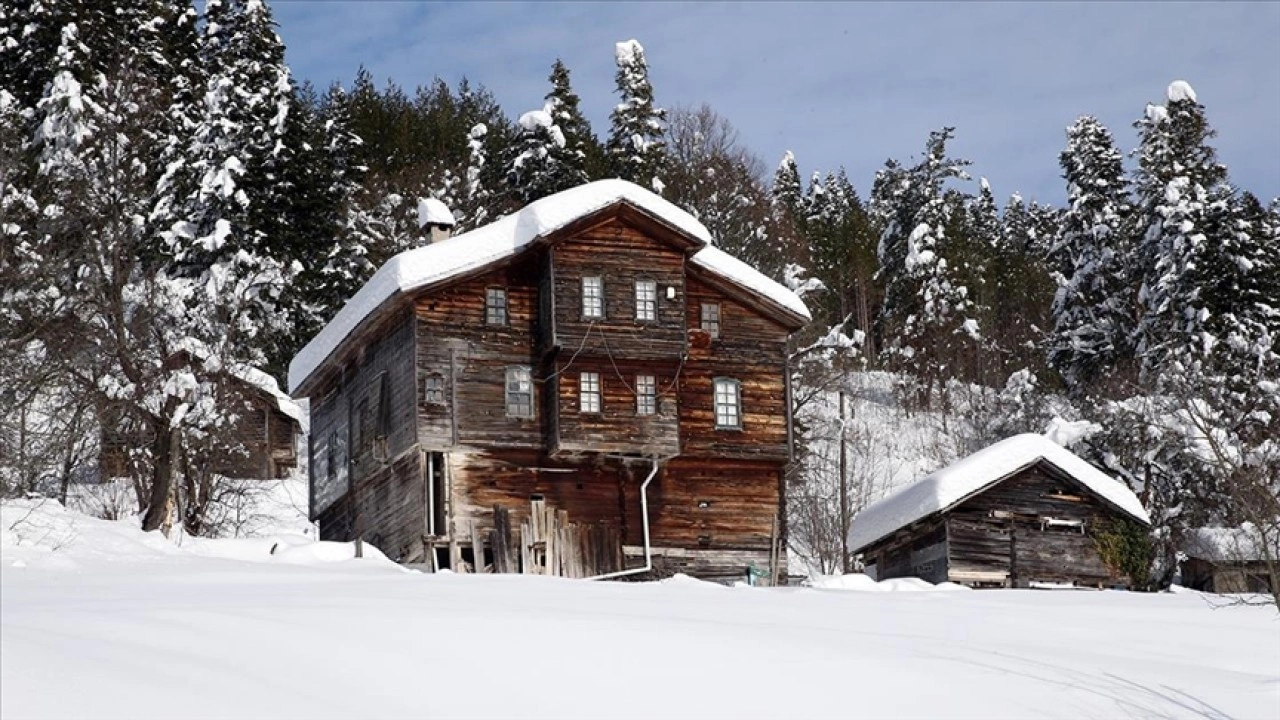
101, 362, 304, 481
288, 180, 810, 583
1181, 526, 1277, 594
847, 434, 1150, 588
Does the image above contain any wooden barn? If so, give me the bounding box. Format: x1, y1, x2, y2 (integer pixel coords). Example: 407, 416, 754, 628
101, 362, 304, 481
288, 180, 810, 583
847, 434, 1150, 588
1181, 526, 1278, 594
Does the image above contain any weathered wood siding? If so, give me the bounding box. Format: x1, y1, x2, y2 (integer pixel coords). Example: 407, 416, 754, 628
946, 462, 1120, 586
415, 257, 544, 451
317, 450, 427, 563
679, 276, 790, 460
552, 357, 680, 456
863, 517, 949, 584
309, 307, 417, 518
549, 218, 687, 361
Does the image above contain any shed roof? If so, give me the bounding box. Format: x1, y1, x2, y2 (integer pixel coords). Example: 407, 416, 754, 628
847, 433, 1150, 554
288, 179, 809, 394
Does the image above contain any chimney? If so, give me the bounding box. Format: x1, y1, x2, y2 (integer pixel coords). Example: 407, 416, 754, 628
417, 197, 457, 244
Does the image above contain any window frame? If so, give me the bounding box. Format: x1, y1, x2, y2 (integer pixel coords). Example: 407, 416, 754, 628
636, 374, 656, 416
423, 372, 446, 406
634, 279, 657, 322
713, 377, 742, 430
581, 276, 604, 319
485, 286, 508, 326
701, 302, 721, 339
579, 371, 602, 414
505, 365, 534, 419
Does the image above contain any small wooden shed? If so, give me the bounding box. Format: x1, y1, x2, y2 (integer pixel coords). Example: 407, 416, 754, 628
848, 434, 1150, 588
101, 363, 304, 481
1181, 526, 1277, 594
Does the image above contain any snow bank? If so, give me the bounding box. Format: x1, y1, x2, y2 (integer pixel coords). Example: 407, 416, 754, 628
808, 573, 970, 592
3, 500, 1277, 720
848, 433, 1150, 553
290, 180, 811, 394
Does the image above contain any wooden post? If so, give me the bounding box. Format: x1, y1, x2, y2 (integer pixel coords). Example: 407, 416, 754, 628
838, 390, 850, 574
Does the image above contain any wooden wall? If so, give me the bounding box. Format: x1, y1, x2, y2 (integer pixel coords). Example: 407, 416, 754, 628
946, 462, 1121, 587
415, 256, 544, 452
680, 276, 790, 461
309, 306, 417, 518
550, 218, 687, 360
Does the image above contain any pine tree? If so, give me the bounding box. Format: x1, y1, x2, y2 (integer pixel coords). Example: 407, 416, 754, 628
1134, 81, 1230, 381
607, 39, 667, 192
544, 59, 598, 186
505, 102, 567, 204
872, 128, 978, 406
1049, 116, 1136, 392
772, 151, 805, 228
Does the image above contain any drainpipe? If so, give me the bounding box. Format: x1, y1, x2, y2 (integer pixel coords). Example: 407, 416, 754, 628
585, 458, 660, 581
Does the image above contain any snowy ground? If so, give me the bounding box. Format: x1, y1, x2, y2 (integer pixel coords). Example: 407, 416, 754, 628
3, 500, 1278, 720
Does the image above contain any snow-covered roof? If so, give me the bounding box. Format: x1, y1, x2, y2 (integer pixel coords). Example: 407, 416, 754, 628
1184, 524, 1279, 563
230, 364, 306, 431
289, 179, 808, 394
848, 433, 1150, 553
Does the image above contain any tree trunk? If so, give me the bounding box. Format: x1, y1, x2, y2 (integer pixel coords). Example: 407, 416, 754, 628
140, 420, 176, 532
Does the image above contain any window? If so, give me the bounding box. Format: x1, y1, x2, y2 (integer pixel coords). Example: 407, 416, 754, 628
714, 377, 741, 429
373, 372, 391, 460
505, 366, 533, 418
486, 287, 507, 325
701, 302, 721, 338
635, 280, 657, 321
424, 373, 445, 405
582, 276, 604, 318
636, 374, 656, 416
580, 372, 601, 413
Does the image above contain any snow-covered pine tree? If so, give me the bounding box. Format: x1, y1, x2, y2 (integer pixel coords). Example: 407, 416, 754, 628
607, 39, 667, 193
772, 151, 805, 230
1049, 116, 1136, 393
1133, 80, 1231, 382
872, 128, 978, 407
544, 59, 597, 187
805, 168, 878, 360
505, 102, 567, 204
265, 80, 369, 377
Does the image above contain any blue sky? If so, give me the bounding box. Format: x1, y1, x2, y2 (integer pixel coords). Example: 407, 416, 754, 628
271, 1, 1280, 205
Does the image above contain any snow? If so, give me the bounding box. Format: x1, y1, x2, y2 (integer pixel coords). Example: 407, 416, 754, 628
517, 108, 553, 131
1167, 80, 1198, 103
615, 38, 643, 66
4, 499, 1277, 720
847, 433, 1150, 553
229, 363, 305, 429
415, 196, 455, 229
289, 180, 806, 393
1043, 416, 1101, 448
